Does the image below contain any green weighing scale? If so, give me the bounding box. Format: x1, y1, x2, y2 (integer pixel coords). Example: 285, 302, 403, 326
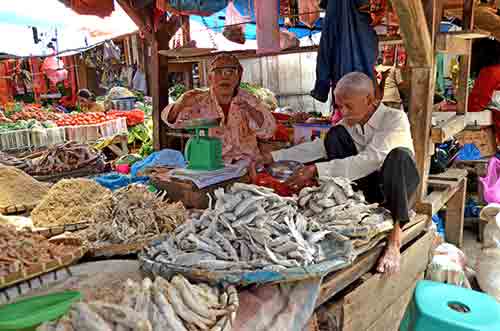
180, 118, 224, 171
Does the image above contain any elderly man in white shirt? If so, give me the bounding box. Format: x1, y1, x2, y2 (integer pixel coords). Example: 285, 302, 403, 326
261, 72, 420, 275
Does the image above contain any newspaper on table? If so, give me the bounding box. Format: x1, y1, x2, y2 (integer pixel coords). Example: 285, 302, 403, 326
169, 160, 249, 188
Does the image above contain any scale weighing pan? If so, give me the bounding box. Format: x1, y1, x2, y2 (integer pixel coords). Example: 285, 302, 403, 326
178, 118, 221, 130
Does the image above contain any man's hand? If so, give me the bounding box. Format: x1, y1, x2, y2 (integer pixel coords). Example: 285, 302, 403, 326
285, 165, 317, 192
377, 223, 402, 275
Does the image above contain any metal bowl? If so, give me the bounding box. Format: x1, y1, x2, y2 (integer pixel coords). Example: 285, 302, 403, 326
266, 160, 304, 181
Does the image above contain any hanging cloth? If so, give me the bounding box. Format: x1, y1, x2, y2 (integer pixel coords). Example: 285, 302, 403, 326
311, 0, 378, 103
255, 0, 281, 55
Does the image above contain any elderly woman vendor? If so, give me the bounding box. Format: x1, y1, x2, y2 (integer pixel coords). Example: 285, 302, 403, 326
161, 54, 276, 163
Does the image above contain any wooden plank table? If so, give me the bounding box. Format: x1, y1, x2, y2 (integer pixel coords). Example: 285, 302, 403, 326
317, 214, 430, 307
317, 215, 434, 331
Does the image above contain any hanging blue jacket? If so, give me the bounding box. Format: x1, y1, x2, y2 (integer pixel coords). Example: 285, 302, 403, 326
311, 0, 378, 102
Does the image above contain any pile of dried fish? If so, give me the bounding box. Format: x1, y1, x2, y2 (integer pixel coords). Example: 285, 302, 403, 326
0, 224, 79, 277
298, 177, 394, 252
75, 185, 185, 248
27, 141, 106, 176
0, 151, 31, 171
37, 275, 239, 331
31, 179, 111, 227
143, 183, 354, 273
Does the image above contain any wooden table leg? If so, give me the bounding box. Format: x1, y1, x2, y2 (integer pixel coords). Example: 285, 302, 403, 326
445, 178, 467, 248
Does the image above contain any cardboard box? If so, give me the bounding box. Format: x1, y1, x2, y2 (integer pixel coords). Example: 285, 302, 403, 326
456, 126, 497, 157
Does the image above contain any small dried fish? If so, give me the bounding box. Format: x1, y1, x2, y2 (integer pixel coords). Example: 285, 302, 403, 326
70, 303, 113, 331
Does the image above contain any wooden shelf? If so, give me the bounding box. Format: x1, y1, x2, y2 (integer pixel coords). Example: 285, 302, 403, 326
444, 29, 491, 39
436, 34, 471, 54
431, 115, 466, 143
418, 169, 468, 215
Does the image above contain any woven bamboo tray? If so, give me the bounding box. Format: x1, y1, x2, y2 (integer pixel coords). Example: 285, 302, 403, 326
0, 245, 87, 290
32, 222, 90, 239
0, 202, 38, 215
32, 165, 107, 183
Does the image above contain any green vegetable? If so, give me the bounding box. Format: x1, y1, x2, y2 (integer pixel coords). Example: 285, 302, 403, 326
169, 84, 187, 101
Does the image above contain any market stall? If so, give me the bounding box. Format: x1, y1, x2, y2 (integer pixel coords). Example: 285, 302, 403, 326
2, 0, 500, 331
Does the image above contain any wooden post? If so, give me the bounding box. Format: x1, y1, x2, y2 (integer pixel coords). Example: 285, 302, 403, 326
409, 68, 435, 201
391, 0, 433, 67
150, 34, 171, 150
181, 15, 194, 89
456, 0, 475, 115
445, 178, 467, 247
392, 0, 436, 202
456, 40, 472, 114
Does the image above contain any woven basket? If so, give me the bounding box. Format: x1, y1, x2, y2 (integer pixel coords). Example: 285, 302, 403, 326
0, 245, 86, 290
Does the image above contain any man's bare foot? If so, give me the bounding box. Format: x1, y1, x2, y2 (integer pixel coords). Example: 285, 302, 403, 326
377, 223, 402, 275
377, 244, 401, 275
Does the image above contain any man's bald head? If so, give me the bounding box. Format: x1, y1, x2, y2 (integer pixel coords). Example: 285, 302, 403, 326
333, 72, 377, 127
334, 72, 375, 98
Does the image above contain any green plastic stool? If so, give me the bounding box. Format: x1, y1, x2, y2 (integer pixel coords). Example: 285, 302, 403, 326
400, 280, 500, 331
0, 291, 81, 331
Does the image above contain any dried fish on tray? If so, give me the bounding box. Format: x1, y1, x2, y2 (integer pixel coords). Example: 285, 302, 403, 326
70, 184, 186, 257
37, 275, 239, 331
298, 177, 395, 256
0, 224, 86, 289
140, 183, 355, 286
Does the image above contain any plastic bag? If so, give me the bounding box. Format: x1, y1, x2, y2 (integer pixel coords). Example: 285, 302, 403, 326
426, 243, 469, 287
480, 157, 500, 204
103, 41, 121, 61
476, 248, 500, 301
457, 143, 481, 161
131, 149, 186, 177
476, 210, 500, 301
223, 1, 249, 44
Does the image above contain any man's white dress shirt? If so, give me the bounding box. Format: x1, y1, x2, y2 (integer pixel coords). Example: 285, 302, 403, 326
271, 104, 415, 181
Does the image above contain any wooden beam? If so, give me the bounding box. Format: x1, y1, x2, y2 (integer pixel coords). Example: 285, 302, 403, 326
408, 67, 435, 202
424, 0, 444, 47
444, 30, 490, 39
462, 0, 475, 31
392, 0, 433, 67
116, 0, 152, 40
456, 40, 472, 115
436, 34, 470, 54
431, 115, 466, 142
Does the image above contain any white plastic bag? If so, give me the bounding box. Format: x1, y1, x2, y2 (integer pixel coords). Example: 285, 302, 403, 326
426, 243, 469, 288
223, 1, 250, 44
476, 209, 500, 301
